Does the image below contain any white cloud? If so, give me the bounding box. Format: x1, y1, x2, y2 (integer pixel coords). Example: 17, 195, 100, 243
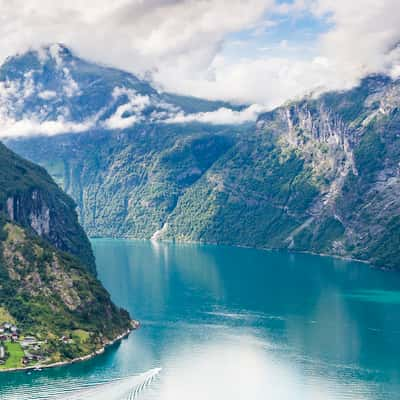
0, 116, 94, 138
0, 1, 272, 86
102, 87, 151, 130
158, 0, 400, 106
159, 55, 356, 108
0, 0, 399, 114
166, 104, 268, 125
313, 0, 400, 79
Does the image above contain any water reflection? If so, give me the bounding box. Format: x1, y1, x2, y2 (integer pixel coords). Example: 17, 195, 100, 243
1, 240, 400, 399
142, 329, 376, 400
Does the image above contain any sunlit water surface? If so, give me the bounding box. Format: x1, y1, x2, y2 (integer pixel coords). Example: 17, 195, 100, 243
1, 240, 400, 399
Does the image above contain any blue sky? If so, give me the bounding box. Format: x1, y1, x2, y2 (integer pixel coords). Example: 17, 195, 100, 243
222, 6, 332, 63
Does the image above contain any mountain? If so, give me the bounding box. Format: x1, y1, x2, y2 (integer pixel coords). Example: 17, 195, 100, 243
0, 43, 242, 135
0, 141, 131, 365
4, 46, 400, 270
161, 75, 400, 270
0, 142, 96, 275
3, 44, 247, 238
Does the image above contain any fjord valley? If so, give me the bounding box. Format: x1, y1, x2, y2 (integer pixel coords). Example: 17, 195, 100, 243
0, 141, 131, 370
2, 1, 400, 398
3, 241, 400, 400
5, 45, 400, 271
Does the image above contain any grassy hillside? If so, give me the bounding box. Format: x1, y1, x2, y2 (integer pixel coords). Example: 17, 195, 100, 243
0, 142, 131, 366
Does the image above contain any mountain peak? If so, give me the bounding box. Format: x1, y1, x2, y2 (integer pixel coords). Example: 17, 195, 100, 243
37, 43, 74, 64
0, 46, 244, 138
2, 43, 74, 71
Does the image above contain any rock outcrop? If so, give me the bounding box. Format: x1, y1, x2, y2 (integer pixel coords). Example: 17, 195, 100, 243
4, 46, 400, 270
0, 142, 131, 363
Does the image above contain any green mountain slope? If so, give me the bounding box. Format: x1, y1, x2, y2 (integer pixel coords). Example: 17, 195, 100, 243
6, 51, 400, 271
10, 125, 239, 239
162, 75, 400, 269
0, 142, 131, 365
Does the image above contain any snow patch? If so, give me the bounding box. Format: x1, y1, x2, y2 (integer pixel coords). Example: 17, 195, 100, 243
22, 71, 35, 98
38, 90, 57, 100
62, 67, 80, 97
49, 44, 64, 68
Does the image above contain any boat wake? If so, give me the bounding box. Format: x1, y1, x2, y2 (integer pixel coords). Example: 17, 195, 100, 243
51, 368, 162, 400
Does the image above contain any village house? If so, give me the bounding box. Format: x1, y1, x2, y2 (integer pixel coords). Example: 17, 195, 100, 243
60, 335, 73, 344
11, 333, 19, 342
21, 336, 38, 348
2, 322, 19, 335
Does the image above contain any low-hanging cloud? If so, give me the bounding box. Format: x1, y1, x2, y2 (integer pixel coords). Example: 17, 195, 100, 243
0, 116, 95, 138
0, 0, 399, 110
166, 104, 268, 125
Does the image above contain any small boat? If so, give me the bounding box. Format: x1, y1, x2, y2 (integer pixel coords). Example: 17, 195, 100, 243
131, 320, 141, 330
34, 366, 42, 372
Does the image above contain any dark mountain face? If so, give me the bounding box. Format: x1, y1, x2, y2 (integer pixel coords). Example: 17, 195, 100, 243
0, 43, 239, 135
160, 75, 400, 269
0, 141, 95, 273
2, 44, 247, 238
0, 141, 131, 362
4, 46, 400, 270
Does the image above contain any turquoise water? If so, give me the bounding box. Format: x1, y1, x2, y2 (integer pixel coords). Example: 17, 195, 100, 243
1, 240, 400, 399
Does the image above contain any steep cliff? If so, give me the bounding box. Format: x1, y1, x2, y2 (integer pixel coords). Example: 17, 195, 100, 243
0, 142, 95, 274
0, 142, 131, 364
162, 75, 400, 269
4, 46, 400, 270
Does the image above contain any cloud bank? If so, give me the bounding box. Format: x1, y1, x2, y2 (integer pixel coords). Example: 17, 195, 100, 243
0, 63, 265, 138
0, 0, 399, 109
166, 104, 268, 125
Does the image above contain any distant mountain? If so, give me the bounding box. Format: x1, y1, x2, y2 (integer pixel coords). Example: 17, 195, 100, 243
4, 44, 248, 238
0, 43, 242, 137
0, 141, 131, 364
5, 46, 400, 270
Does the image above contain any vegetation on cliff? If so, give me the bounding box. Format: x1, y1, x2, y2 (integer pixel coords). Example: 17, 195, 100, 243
0, 142, 131, 367
4, 46, 400, 270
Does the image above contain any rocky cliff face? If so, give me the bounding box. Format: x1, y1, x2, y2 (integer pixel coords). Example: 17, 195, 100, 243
7, 190, 50, 236
263, 75, 400, 269
5, 47, 400, 270
0, 142, 96, 273
0, 142, 131, 362
155, 75, 400, 270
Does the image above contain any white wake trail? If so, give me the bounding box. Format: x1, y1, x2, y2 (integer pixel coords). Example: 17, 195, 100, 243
51, 368, 162, 400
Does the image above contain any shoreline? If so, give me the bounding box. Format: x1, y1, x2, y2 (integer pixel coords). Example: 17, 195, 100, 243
0, 321, 139, 374
91, 237, 390, 271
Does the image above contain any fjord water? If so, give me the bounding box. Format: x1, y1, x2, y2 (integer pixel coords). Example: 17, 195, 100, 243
1, 240, 400, 399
